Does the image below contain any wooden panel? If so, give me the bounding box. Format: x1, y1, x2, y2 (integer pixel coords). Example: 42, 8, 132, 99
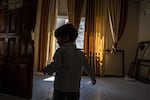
7, 9, 21, 35
18, 39, 34, 66
9, 13, 17, 33
22, 0, 37, 34
8, 0, 23, 10
0, 38, 5, 61
17, 39, 34, 97
0, 9, 7, 33
7, 38, 17, 61
0, 37, 18, 95
0, 38, 6, 80
0, 0, 36, 98
0, 38, 5, 75
19, 39, 27, 57
0, 38, 6, 89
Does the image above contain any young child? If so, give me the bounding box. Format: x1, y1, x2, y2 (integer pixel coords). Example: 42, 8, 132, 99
44, 23, 96, 100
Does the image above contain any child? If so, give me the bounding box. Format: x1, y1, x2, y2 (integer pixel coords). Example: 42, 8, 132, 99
43, 23, 96, 100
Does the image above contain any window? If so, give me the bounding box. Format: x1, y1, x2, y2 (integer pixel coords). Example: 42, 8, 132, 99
56, 16, 85, 49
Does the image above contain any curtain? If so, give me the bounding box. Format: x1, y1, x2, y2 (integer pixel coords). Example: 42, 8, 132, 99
33, 0, 42, 71
38, 0, 50, 72
108, 0, 128, 53
35, 0, 58, 72
84, 0, 107, 76
47, 0, 58, 63
67, 0, 85, 29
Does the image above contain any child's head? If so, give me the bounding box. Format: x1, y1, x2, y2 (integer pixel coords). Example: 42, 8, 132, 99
55, 23, 78, 46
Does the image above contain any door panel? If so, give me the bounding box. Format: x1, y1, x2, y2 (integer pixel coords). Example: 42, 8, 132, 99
0, 38, 5, 83
0, 9, 6, 33
9, 13, 17, 33
17, 39, 34, 97
7, 38, 17, 60
0, 0, 37, 98
0, 38, 5, 61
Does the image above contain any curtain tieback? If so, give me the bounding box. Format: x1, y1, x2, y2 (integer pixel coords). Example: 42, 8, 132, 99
111, 42, 118, 54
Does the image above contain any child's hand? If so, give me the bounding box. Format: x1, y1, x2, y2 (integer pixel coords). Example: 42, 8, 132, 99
92, 79, 96, 85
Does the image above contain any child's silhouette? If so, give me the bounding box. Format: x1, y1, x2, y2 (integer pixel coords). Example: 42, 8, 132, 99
44, 23, 96, 100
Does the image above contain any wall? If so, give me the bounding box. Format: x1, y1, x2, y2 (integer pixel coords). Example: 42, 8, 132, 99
139, 0, 150, 42
58, 0, 86, 16
118, 1, 139, 75
58, 0, 67, 15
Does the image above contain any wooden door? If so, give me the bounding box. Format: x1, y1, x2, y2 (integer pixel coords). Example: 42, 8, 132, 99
0, 0, 37, 98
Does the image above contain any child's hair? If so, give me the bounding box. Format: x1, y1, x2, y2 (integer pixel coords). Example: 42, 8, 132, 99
54, 23, 78, 42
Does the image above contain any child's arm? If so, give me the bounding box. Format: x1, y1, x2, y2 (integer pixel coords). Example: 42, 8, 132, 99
43, 62, 57, 75
43, 48, 63, 75
80, 52, 96, 85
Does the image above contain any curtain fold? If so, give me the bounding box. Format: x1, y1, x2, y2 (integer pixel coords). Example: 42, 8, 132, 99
36, 0, 58, 72
84, 0, 107, 76
47, 0, 58, 63
33, 0, 42, 71
108, 0, 128, 53
67, 0, 85, 29
38, 0, 50, 72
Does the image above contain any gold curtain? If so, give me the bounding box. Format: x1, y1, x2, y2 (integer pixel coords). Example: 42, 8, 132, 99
108, 0, 128, 53
35, 0, 58, 72
84, 0, 107, 76
38, 0, 50, 72
67, 0, 85, 29
47, 0, 58, 63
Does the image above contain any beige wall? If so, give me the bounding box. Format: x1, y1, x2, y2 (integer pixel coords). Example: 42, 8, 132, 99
139, 0, 150, 42
119, 1, 139, 75
58, 0, 86, 16
58, 0, 67, 15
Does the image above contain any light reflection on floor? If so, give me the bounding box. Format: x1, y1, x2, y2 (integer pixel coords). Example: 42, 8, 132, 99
43, 76, 55, 82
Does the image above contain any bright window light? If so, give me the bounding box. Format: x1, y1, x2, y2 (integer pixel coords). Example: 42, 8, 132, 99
56, 16, 85, 49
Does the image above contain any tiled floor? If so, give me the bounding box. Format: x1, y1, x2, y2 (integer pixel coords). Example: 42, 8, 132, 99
0, 73, 150, 100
